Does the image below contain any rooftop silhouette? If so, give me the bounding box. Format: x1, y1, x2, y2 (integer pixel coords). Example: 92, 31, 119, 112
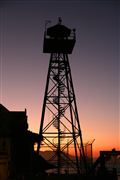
0, 104, 54, 180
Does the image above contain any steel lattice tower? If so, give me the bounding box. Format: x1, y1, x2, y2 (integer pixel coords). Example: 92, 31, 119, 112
37, 18, 86, 174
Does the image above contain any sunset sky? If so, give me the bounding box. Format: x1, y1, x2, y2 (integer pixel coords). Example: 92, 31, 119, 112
0, 0, 119, 157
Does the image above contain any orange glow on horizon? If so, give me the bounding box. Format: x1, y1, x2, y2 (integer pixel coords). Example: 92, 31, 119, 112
2, 102, 119, 160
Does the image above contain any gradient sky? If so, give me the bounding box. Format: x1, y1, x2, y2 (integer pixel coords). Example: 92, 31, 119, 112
0, 0, 119, 157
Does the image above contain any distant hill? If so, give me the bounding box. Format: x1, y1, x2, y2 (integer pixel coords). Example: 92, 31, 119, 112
39, 150, 76, 164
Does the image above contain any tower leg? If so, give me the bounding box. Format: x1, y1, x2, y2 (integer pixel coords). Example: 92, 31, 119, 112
37, 54, 53, 154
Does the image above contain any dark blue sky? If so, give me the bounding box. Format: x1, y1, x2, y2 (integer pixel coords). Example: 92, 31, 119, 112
0, 0, 119, 155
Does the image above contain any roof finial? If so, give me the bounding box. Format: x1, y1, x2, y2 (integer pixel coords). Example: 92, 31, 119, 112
58, 17, 62, 25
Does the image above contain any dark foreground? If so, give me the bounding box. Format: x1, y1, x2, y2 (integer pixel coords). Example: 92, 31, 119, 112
21, 173, 118, 180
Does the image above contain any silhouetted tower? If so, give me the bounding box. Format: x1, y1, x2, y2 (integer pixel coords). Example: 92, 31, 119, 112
37, 18, 86, 174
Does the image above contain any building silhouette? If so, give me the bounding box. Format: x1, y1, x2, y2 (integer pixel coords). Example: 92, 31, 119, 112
0, 104, 53, 180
